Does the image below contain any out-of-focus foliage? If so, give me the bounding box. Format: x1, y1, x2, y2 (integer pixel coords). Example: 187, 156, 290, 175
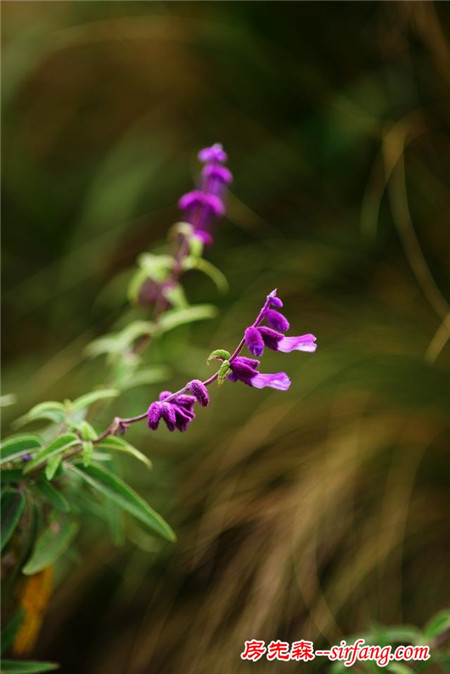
2, 2, 450, 673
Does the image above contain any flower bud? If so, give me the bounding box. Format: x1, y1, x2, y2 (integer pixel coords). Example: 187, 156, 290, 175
265, 309, 290, 332
244, 326, 264, 357
188, 379, 210, 407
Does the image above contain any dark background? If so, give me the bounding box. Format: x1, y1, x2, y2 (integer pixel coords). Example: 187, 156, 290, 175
2, 2, 450, 672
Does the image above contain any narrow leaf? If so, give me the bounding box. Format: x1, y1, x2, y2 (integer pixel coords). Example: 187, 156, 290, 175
23, 435, 79, 475
34, 481, 70, 513
71, 389, 119, 411
82, 441, 94, 467
0, 435, 42, 466
207, 349, 231, 364
97, 436, 152, 468
217, 360, 232, 386
22, 513, 79, 575
1, 608, 25, 655
0, 659, 59, 673
69, 464, 175, 542
1, 491, 26, 551
13, 402, 66, 428
183, 257, 228, 293
45, 456, 63, 481
0, 469, 24, 484
158, 304, 217, 333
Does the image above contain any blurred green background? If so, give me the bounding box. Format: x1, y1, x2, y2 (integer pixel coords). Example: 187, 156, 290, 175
2, 2, 450, 672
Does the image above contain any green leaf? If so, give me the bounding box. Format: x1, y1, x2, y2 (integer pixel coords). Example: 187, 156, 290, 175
1, 491, 26, 552
97, 436, 152, 468
69, 464, 175, 542
23, 434, 79, 475
13, 402, 66, 428
161, 283, 188, 309
45, 455, 63, 481
120, 365, 170, 391
0, 394, 17, 408
0, 659, 59, 673
71, 389, 119, 411
22, 513, 79, 575
183, 257, 228, 293
387, 665, 415, 674
117, 321, 155, 349
85, 335, 120, 359
77, 421, 97, 441
34, 481, 70, 513
1, 608, 25, 655
158, 304, 217, 333
217, 360, 232, 386
0, 469, 25, 484
138, 252, 173, 281
207, 349, 231, 364
423, 609, 450, 641
82, 441, 94, 467
0, 435, 42, 466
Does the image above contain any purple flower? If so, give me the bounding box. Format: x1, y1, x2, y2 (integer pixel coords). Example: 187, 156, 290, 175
250, 372, 291, 391
265, 308, 290, 332
148, 391, 196, 432
228, 356, 291, 391
244, 327, 264, 357
267, 289, 283, 308
258, 326, 317, 353
198, 143, 228, 163
187, 379, 209, 407
178, 144, 232, 244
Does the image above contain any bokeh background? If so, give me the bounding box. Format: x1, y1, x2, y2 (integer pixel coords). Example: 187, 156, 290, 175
2, 2, 450, 672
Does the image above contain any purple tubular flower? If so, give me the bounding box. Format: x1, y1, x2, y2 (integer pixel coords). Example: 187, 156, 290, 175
244, 326, 265, 357
201, 164, 233, 196
188, 379, 210, 407
159, 391, 196, 432
198, 143, 228, 163
160, 402, 177, 431
178, 143, 232, 244
267, 288, 283, 308
258, 326, 317, 353
228, 356, 291, 391
148, 402, 162, 430
265, 308, 290, 332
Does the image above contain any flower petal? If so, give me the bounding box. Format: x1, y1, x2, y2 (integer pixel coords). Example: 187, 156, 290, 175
250, 372, 291, 391
277, 334, 317, 353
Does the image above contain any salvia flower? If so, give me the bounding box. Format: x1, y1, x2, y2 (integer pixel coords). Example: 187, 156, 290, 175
148, 391, 196, 432
258, 326, 317, 353
243, 289, 317, 357
187, 379, 210, 407
178, 143, 232, 244
228, 356, 291, 391
265, 308, 290, 332
244, 327, 265, 357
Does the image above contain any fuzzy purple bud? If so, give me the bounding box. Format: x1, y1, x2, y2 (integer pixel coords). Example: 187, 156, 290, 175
148, 402, 162, 430
267, 289, 283, 308
198, 143, 228, 163
244, 326, 265, 357
265, 309, 290, 332
160, 402, 177, 431
188, 379, 210, 407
